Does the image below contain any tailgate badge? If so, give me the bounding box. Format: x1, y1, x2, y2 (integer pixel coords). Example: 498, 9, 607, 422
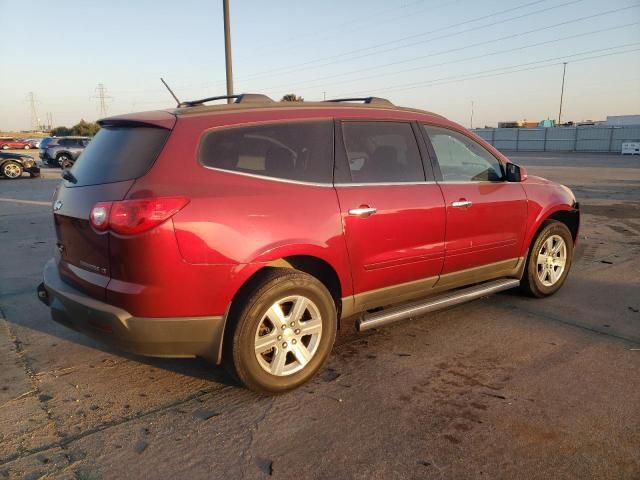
53, 200, 63, 211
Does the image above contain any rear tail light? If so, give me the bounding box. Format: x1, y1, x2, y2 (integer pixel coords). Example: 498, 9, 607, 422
90, 197, 189, 235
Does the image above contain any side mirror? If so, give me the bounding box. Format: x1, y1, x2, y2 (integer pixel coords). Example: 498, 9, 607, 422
505, 162, 527, 182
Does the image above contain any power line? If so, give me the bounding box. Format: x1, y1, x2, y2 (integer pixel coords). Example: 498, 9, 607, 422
259, 20, 639, 94
334, 44, 640, 97
235, 0, 433, 61
181, 0, 568, 92
233, 0, 582, 84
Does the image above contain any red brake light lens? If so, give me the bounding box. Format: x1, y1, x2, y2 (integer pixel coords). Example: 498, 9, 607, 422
90, 197, 189, 235
109, 197, 189, 235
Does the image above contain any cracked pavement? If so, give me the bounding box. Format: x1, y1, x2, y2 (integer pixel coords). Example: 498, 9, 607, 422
0, 152, 639, 479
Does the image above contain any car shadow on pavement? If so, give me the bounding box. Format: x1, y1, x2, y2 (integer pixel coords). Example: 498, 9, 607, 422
1, 301, 239, 388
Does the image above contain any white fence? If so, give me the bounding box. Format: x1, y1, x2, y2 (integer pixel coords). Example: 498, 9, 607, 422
473, 126, 640, 152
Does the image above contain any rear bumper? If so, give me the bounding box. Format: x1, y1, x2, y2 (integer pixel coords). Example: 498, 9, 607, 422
38, 259, 225, 363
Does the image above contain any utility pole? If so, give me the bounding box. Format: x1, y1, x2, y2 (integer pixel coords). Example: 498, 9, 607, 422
93, 83, 112, 118
28, 92, 39, 131
558, 62, 568, 126
222, 0, 234, 103
470, 100, 474, 129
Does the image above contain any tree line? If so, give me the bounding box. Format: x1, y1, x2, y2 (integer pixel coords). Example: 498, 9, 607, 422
50, 119, 100, 137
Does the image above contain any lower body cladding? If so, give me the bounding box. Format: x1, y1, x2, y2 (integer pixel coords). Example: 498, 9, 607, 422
38, 259, 225, 362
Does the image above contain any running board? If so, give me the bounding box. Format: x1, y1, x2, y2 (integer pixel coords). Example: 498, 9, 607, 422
356, 278, 520, 332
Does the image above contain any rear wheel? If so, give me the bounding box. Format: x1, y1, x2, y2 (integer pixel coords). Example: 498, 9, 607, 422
2, 161, 23, 179
521, 220, 573, 297
224, 270, 337, 394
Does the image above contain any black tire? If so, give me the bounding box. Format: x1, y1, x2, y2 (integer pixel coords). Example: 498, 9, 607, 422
520, 220, 573, 298
57, 154, 72, 169
29, 171, 41, 178
24, 145, 30, 150
223, 269, 337, 394
1, 145, 8, 150
1, 161, 23, 179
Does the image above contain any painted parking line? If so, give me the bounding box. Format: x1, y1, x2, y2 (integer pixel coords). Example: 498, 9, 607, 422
0, 198, 51, 206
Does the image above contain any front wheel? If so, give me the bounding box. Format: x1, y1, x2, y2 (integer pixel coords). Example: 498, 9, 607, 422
224, 269, 337, 394
521, 220, 573, 297
2, 161, 23, 179
24, 145, 30, 150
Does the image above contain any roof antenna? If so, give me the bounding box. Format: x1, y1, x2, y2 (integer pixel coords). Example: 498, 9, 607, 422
160, 78, 181, 107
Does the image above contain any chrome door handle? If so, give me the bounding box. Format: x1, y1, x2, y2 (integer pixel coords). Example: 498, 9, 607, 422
451, 200, 472, 208
348, 207, 377, 217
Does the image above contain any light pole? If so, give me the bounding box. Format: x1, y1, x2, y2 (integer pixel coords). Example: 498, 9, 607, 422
223, 0, 234, 103
470, 100, 474, 129
558, 62, 567, 125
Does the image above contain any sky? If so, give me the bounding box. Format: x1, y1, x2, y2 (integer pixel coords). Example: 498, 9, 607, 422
0, 0, 639, 131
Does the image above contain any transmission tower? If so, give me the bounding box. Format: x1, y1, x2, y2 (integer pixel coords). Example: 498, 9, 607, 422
28, 92, 40, 131
93, 84, 112, 117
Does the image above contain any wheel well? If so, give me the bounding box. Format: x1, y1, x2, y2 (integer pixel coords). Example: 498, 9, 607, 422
227, 256, 342, 327
279, 255, 342, 311
547, 209, 579, 242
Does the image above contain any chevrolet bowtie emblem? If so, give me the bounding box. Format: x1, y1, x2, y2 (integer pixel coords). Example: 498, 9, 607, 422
53, 200, 63, 211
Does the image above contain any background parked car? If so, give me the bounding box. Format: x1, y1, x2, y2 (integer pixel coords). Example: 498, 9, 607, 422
26, 138, 42, 148
39, 136, 90, 168
0, 151, 40, 179
0, 138, 32, 150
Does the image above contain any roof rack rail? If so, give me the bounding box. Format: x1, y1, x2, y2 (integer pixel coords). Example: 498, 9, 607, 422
179, 93, 274, 108
326, 96, 394, 107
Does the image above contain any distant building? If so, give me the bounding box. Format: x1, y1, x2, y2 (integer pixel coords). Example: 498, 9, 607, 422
498, 121, 520, 128
497, 119, 552, 128
604, 115, 640, 126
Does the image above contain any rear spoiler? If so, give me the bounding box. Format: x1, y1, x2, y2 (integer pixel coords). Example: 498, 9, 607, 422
97, 110, 176, 129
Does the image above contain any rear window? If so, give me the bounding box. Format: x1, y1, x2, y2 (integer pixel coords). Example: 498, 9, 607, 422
199, 121, 333, 183
67, 126, 169, 187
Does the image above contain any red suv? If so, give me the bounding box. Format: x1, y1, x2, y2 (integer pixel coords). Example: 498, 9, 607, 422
38, 94, 579, 393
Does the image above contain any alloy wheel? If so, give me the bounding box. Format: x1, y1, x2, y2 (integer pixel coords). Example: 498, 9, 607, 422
536, 234, 567, 287
3, 163, 22, 179
254, 295, 323, 376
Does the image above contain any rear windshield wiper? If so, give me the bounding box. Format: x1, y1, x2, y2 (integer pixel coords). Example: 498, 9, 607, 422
62, 169, 78, 184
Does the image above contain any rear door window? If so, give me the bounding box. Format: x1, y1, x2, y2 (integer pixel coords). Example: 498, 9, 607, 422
340, 122, 425, 183
199, 121, 333, 183
67, 126, 169, 187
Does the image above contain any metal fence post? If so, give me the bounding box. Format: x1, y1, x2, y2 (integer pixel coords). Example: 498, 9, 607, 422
543, 127, 548, 152
516, 128, 520, 152
491, 128, 495, 146
573, 127, 579, 152
608, 127, 615, 152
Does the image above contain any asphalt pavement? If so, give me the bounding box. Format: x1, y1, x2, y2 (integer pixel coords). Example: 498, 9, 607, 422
0, 151, 638, 479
